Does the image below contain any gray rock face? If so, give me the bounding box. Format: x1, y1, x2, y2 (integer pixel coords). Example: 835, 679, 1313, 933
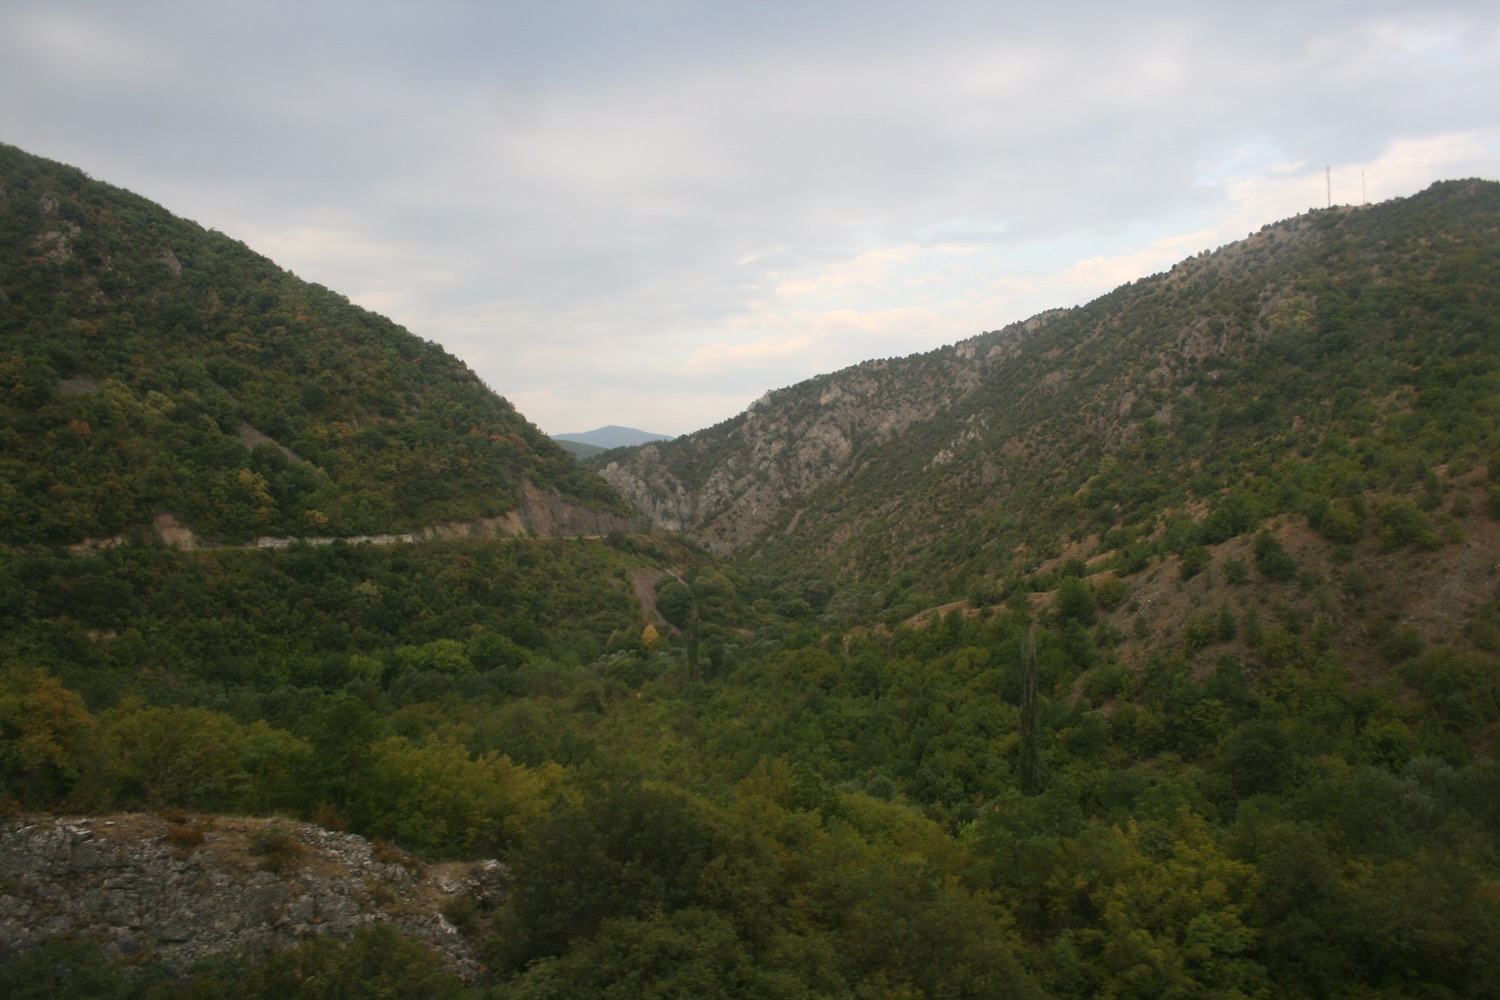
594, 316, 1057, 556
0, 815, 507, 982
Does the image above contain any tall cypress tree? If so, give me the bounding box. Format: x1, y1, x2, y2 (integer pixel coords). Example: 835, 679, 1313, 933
1019, 625, 1046, 796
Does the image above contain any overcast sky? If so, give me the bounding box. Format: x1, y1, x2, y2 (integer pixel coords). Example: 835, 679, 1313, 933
4, 2, 1498, 436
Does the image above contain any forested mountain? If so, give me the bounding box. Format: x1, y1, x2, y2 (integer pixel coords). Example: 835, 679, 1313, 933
0, 144, 628, 547
596, 178, 1500, 667
598, 179, 1499, 585
3, 147, 1499, 1000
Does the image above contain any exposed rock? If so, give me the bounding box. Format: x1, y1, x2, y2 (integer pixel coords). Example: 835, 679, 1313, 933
595, 333, 1017, 556
34, 222, 80, 265
513, 478, 639, 538
60, 479, 639, 556
152, 513, 198, 550
0, 814, 505, 982
593, 309, 1070, 558
1036, 369, 1071, 397
236, 421, 307, 464
54, 374, 102, 397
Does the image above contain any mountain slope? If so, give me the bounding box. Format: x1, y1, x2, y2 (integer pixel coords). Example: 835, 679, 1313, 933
0, 144, 630, 546
3, 154, 1498, 999
596, 180, 1500, 605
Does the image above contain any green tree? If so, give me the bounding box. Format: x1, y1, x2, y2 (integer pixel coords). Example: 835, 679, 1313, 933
231, 924, 466, 1000
1310, 496, 1364, 543
0, 667, 97, 808
1375, 496, 1441, 551
297, 692, 379, 816
1070, 810, 1265, 1000
100, 702, 250, 811
1055, 577, 1096, 626
494, 909, 771, 1000
393, 638, 472, 674
654, 578, 695, 630
1180, 546, 1210, 580
1218, 719, 1296, 798
493, 783, 754, 968
353, 734, 562, 857
1252, 531, 1297, 582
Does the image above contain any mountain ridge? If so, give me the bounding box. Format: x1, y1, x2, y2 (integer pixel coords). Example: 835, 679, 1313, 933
594, 181, 1500, 594
0, 143, 630, 547
554, 425, 674, 448
553, 425, 673, 460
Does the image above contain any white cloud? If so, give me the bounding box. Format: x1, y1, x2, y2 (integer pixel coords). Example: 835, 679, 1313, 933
2, 1, 1498, 436
771, 246, 950, 301
681, 335, 817, 377
6, 10, 165, 87
1054, 232, 1215, 290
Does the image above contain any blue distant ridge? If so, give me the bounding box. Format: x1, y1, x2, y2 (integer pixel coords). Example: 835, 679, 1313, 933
553, 425, 674, 449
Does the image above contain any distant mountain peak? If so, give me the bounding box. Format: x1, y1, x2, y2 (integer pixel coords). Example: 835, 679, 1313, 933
553, 426, 674, 449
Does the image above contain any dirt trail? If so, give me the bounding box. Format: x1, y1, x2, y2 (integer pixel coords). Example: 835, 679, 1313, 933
629, 568, 673, 630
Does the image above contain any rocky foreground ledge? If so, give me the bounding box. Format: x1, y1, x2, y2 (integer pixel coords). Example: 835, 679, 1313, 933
0, 814, 506, 982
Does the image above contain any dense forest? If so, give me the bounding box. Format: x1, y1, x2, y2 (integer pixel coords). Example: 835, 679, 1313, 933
0, 143, 624, 546
2, 146, 1499, 999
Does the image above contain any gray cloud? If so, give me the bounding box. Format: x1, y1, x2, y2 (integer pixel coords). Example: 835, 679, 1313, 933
4, 1, 1497, 434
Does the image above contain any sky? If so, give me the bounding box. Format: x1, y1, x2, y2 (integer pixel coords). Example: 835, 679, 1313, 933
3, 2, 1498, 437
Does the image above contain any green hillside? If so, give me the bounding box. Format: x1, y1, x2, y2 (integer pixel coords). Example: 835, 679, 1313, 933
3, 149, 1499, 999
0, 144, 626, 546
792, 180, 1499, 592
601, 181, 1499, 576
598, 180, 1500, 654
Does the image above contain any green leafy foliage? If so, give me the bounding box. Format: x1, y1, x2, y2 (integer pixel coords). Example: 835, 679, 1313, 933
4, 151, 1500, 998
0, 143, 626, 546
352, 735, 563, 857
1251, 531, 1298, 582
493, 783, 758, 967
0, 666, 97, 807
0, 926, 466, 1000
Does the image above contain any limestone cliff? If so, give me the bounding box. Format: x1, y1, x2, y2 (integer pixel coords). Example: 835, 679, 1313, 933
595, 312, 1054, 556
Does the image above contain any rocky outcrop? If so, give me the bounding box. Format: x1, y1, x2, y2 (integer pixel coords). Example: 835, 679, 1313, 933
0, 814, 506, 982
512, 478, 640, 538
595, 314, 1061, 556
